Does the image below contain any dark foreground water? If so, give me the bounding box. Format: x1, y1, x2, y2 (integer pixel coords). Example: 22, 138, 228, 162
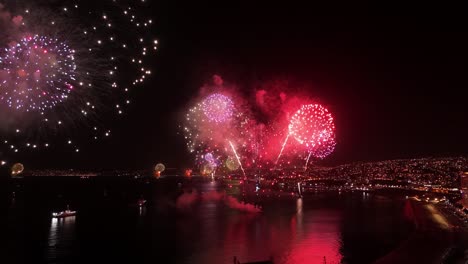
1, 177, 413, 264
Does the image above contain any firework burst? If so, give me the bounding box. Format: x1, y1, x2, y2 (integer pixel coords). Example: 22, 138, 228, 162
183, 91, 252, 174
0, 35, 77, 112
201, 93, 234, 123
0, 0, 158, 159
289, 104, 336, 159
183, 78, 339, 175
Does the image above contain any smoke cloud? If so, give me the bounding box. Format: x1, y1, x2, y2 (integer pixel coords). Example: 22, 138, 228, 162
176, 190, 262, 213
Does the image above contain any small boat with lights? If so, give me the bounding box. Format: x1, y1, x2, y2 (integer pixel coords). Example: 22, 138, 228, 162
52, 205, 76, 218
138, 198, 147, 207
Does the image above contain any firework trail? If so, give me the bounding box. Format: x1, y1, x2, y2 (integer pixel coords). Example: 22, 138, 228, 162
274, 133, 290, 167
228, 140, 245, 177
304, 151, 313, 171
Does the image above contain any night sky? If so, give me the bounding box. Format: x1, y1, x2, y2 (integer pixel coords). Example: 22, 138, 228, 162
14, 2, 468, 169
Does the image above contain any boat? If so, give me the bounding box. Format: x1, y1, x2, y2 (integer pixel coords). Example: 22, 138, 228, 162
52, 205, 76, 218
138, 198, 147, 207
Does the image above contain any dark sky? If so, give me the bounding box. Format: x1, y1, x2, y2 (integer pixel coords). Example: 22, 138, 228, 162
19, 2, 468, 169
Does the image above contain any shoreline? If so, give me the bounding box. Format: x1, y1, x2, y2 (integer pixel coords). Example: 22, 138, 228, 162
374, 198, 467, 263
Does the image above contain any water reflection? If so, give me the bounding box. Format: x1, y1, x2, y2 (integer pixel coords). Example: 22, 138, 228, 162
139, 205, 147, 216
279, 198, 342, 264
47, 216, 76, 262
296, 198, 303, 235
174, 195, 343, 264
287, 209, 342, 263
24, 180, 411, 264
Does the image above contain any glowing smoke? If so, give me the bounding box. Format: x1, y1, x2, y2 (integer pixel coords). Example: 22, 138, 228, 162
176, 191, 261, 213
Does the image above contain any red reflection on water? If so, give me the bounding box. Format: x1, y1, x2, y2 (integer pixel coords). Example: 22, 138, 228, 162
272, 199, 342, 263
183, 197, 343, 264
404, 200, 415, 221
287, 212, 342, 263
224, 213, 259, 260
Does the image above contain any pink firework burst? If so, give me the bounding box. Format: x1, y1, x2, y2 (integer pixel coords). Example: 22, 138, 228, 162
0, 35, 77, 112
289, 104, 336, 159
201, 93, 234, 123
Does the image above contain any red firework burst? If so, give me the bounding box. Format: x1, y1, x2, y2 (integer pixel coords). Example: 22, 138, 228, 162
288, 104, 336, 158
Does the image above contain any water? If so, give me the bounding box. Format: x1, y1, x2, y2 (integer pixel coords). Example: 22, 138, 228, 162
1, 177, 413, 263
